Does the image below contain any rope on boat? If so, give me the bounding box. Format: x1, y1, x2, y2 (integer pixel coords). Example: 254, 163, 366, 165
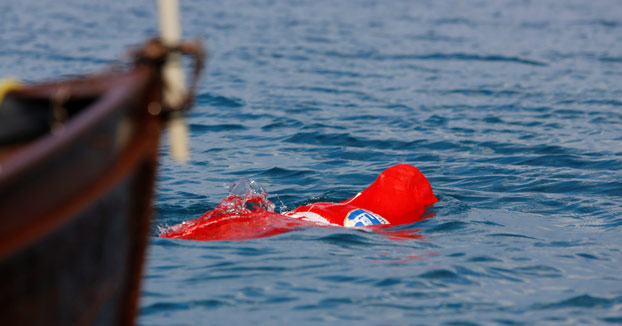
132, 39, 205, 163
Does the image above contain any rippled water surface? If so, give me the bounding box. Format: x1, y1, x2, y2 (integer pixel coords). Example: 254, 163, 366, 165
2, 0, 622, 325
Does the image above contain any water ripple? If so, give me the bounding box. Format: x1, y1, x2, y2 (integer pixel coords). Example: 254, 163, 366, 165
534, 294, 622, 309
196, 92, 246, 108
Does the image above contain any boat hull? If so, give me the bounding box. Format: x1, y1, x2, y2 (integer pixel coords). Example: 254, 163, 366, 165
0, 66, 163, 325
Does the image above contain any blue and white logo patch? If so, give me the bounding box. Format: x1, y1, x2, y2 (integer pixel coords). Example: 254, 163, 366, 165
344, 209, 389, 227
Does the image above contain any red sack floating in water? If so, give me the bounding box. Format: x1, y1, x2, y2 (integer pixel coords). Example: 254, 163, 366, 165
160, 164, 437, 241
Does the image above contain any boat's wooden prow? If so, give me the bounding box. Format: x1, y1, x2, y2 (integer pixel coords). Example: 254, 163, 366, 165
0, 39, 204, 326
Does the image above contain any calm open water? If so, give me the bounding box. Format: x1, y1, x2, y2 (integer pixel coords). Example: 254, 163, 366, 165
2, 0, 622, 325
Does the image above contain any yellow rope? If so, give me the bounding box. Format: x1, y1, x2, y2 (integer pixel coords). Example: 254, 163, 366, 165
0, 78, 22, 106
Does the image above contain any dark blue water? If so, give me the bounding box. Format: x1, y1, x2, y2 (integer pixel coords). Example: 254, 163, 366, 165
3, 0, 622, 324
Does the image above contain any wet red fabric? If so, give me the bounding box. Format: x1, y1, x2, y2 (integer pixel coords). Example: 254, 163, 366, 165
159, 195, 319, 241
160, 164, 437, 241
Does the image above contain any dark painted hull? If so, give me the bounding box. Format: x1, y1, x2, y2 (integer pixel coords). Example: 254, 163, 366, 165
0, 41, 186, 325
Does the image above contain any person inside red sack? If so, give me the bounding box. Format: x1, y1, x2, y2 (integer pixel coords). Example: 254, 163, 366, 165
160, 164, 437, 241
283, 164, 437, 226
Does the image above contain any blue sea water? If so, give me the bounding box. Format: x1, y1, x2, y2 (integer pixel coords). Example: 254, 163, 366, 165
2, 0, 622, 324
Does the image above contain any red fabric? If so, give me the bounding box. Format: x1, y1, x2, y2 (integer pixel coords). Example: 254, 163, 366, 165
289, 164, 437, 225
160, 164, 437, 241
159, 195, 318, 241
345, 164, 437, 224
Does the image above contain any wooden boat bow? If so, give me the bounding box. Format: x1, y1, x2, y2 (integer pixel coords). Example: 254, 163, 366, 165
0, 39, 205, 326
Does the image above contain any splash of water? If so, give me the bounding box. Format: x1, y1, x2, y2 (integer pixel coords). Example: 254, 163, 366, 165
226, 178, 276, 213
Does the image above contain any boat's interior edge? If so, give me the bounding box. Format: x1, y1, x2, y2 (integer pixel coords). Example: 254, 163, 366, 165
0, 70, 139, 162
0, 93, 99, 161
